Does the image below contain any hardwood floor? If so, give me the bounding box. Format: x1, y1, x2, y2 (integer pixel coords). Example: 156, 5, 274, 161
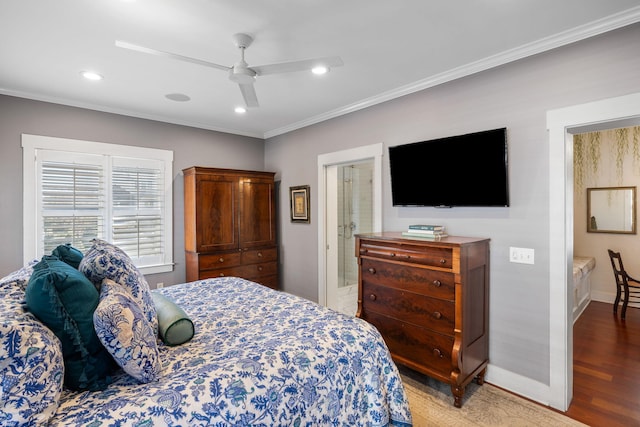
564, 301, 640, 426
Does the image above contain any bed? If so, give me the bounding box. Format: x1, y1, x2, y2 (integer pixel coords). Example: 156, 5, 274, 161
573, 256, 595, 322
0, 247, 413, 426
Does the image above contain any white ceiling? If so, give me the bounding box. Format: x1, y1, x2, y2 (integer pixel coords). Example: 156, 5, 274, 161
2, 1, 640, 139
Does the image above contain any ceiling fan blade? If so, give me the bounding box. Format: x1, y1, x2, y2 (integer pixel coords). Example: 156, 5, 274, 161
252, 56, 344, 76
238, 83, 259, 108
115, 40, 231, 72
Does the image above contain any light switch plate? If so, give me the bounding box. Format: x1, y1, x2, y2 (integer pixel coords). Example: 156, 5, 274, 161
509, 247, 535, 264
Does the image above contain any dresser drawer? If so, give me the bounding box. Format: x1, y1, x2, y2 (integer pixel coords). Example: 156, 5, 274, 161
362, 281, 454, 335
198, 252, 241, 270
241, 247, 277, 264
361, 259, 455, 300
364, 311, 454, 377
359, 241, 453, 269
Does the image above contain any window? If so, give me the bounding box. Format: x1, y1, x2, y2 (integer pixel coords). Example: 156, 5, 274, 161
23, 134, 174, 274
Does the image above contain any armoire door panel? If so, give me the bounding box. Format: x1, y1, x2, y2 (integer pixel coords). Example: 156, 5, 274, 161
239, 179, 276, 248
196, 178, 237, 252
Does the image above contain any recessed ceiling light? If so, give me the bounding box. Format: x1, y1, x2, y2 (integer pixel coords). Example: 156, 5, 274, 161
80, 71, 103, 81
165, 93, 191, 102
235, 106, 247, 114
311, 65, 329, 75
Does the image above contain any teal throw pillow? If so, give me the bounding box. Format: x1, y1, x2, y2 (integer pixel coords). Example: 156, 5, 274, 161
151, 292, 195, 346
51, 243, 84, 269
25, 255, 115, 391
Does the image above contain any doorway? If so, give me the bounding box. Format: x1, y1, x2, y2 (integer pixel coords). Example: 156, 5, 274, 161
317, 144, 383, 311
548, 91, 640, 411
325, 162, 374, 315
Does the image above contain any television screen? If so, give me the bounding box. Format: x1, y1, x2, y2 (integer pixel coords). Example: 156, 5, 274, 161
389, 128, 509, 207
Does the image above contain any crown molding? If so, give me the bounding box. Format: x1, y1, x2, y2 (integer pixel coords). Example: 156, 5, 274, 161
264, 6, 640, 139
0, 89, 264, 139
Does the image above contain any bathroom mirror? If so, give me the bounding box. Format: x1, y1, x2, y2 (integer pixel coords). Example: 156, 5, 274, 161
587, 186, 636, 234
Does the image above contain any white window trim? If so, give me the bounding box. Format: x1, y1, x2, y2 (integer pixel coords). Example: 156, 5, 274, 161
22, 134, 174, 275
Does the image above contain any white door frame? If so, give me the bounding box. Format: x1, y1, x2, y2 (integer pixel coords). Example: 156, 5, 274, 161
547, 91, 640, 411
317, 143, 383, 306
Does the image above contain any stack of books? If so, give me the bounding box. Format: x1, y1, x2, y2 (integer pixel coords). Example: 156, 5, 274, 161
401, 224, 448, 240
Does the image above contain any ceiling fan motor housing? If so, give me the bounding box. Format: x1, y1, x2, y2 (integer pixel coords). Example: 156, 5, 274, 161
229, 62, 256, 84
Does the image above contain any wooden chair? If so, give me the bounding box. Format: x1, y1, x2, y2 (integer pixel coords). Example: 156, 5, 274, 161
608, 249, 640, 320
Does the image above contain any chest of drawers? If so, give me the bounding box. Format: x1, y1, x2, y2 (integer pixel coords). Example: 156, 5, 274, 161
355, 232, 490, 407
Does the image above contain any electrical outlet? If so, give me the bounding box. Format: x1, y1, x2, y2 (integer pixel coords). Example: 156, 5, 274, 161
156, 282, 164, 289
509, 247, 535, 264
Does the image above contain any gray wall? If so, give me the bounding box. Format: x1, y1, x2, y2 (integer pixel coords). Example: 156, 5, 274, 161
265, 23, 640, 388
0, 95, 266, 287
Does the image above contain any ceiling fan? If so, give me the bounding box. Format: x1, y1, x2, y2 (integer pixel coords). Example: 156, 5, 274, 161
115, 33, 343, 108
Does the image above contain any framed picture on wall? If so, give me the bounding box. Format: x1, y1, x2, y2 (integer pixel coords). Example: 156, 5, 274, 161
290, 185, 310, 223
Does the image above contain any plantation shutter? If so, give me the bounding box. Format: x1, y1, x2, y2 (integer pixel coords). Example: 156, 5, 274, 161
40, 155, 105, 254
111, 158, 165, 266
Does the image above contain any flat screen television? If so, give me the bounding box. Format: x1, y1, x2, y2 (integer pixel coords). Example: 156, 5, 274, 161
389, 127, 509, 207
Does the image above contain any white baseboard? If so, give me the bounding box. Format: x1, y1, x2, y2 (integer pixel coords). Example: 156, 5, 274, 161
573, 299, 590, 323
592, 290, 640, 308
591, 290, 615, 304
485, 364, 552, 407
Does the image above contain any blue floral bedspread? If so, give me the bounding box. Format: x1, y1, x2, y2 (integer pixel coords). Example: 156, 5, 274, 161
49, 277, 413, 426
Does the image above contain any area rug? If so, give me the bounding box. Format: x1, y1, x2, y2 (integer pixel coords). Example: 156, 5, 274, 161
400, 367, 586, 426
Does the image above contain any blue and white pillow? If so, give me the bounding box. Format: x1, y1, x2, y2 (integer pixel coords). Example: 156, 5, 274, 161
0, 316, 65, 426
94, 279, 162, 383
79, 239, 158, 335
1, 262, 64, 426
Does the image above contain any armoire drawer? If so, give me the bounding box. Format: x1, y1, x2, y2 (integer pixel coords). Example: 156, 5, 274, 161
363, 310, 454, 377
241, 247, 277, 264
199, 261, 278, 280
360, 259, 455, 300
361, 281, 454, 335
197, 252, 241, 270
240, 261, 278, 280
359, 241, 453, 269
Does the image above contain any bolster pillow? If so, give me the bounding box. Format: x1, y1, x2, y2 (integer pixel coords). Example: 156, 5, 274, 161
151, 292, 195, 346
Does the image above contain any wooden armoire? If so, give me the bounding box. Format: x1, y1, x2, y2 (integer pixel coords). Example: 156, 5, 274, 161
183, 167, 278, 289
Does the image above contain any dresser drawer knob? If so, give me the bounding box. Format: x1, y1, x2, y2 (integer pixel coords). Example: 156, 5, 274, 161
404, 255, 411, 259
389, 253, 396, 257
433, 348, 443, 358
439, 259, 446, 264
368, 267, 376, 274
369, 294, 377, 301
432, 280, 442, 287
219, 273, 225, 277
218, 257, 224, 263
258, 266, 263, 271
432, 311, 442, 319
257, 252, 263, 258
